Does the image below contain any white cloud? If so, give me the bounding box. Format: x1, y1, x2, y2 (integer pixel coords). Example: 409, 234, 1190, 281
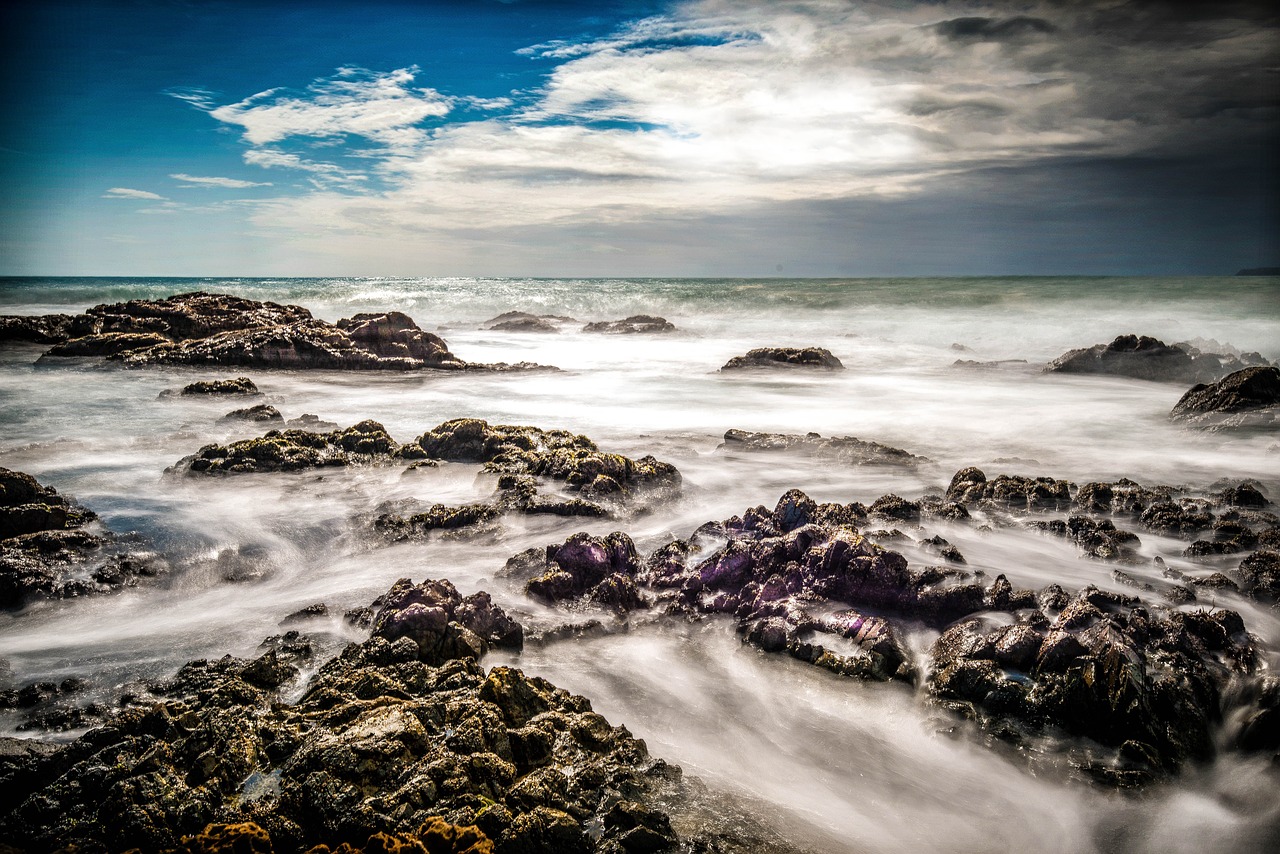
209, 66, 453, 148
103, 188, 167, 200
242, 149, 368, 186
170, 173, 272, 188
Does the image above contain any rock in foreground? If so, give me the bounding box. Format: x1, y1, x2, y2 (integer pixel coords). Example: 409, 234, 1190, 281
720, 347, 844, 371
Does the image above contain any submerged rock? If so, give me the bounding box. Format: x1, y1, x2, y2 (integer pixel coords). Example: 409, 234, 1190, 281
1046, 334, 1254, 384
1169, 366, 1280, 431
719, 347, 844, 371
719, 428, 929, 468
221, 404, 284, 424
491, 317, 560, 333
0, 467, 165, 609
178, 377, 261, 396
582, 316, 675, 334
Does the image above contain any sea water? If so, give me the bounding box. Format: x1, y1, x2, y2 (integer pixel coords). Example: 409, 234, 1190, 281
0, 276, 1278, 852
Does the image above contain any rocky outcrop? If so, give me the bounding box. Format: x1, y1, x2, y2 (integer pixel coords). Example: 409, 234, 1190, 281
482, 312, 576, 332
719, 428, 930, 468
1169, 366, 1280, 431
1046, 334, 1257, 384
0, 467, 165, 609
0, 314, 85, 344
719, 347, 844, 371
582, 316, 675, 334
180, 377, 261, 396
221, 405, 284, 424
22, 293, 550, 373
945, 467, 1072, 512
0, 577, 787, 853
510, 532, 647, 613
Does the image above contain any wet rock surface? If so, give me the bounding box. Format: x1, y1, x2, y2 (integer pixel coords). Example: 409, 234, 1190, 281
177, 376, 261, 396
0, 578, 789, 854
1046, 334, 1263, 383
719, 428, 930, 468
719, 347, 844, 371
0, 467, 166, 609
1169, 365, 1280, 431
581, 316, 675, 334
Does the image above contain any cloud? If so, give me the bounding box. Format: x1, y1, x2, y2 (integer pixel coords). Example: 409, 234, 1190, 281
170, 173, 272, 188
103, 187, 167, 200
208, 66, 453, 148
179, 0, 1275, 259
165, 87, 218, 110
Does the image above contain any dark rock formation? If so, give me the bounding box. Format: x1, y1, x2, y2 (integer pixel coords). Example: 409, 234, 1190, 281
582, 316, 675, 334
181, 420, 399, 474
222, 404, 284, 424
1046, 334, 1251, 384
491, 317, 560, 333
930, 589, 1257, 783
719, 347, 844, 371
1029, 516, 1141, 561
719, 428, 929, 468
0, 467, 165, 609
0, 314, 84, 344
0, 578, 785, 853
945, 467, 1072, 513
515, 532, 647, 613
1169, 366, 1280, 431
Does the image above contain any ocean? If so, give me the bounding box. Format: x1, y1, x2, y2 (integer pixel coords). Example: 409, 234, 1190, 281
1, 275, 1278, 852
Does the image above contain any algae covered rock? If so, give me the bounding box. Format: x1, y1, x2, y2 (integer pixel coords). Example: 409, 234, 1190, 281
182, 420, 399, 473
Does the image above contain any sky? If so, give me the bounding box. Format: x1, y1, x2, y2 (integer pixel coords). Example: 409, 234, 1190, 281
1, 0, 1276, 277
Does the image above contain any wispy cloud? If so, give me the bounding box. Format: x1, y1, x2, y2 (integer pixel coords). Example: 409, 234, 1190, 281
103, 187, 167, 200
207, 66, 453, 149
165, 86, 219, 110
170, 173, 272, 188
242, 149, 368, 187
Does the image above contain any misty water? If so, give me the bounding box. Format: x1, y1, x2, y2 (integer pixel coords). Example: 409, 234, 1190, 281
1, 276, 1278, 852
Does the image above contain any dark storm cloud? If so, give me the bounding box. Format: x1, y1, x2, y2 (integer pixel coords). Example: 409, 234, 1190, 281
934, 16, 1058, 42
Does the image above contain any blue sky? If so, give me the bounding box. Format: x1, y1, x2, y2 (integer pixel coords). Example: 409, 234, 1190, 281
1, 0, 1276, 276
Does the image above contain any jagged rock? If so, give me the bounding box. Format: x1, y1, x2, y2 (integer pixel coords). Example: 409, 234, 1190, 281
1239, 550, 1280, 601
222, 404, 284, 423
482, 311, 576, 330
1073, 479, 1169, 516
1047, 334, 1251, 384
945, 467, 1072, 512
1029, 516, 1142, 561
582, 316, 675, 334
0, 467, 164, 608
1169, 366, 1280, 431
719, 347, 844, 371
521, 532, 647, 613
930, 588, 1257, 781
0, 580, 715, 854
491, 317, 560, 333
181, 421, 399, 474
719, 429, 929, 468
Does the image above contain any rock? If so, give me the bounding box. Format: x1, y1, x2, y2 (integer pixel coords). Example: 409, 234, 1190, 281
930, 591, 1258, 780
719, 347, 844, 371
582, 316, 675, 334
180, 420, 399, 474
0, 314, 84, 344
281, 603, 329, 626
719, 429, 930, 468
0, 579, 724, 854
482, 311, 576, 330
945, 467, 1072, 512
180, 377, 261, 396
83, 291, 313, 340
1169, 366, 1280, 431
1239, 550, 1280, 600
43, 331, 172, 357
1046, 334, 1249, 384
1073, 479, 1168, 517
491, 317, 560, 333
522, 532, 647, 613
1029, 516, 1141, 561
0, 467, 164, 608
222, 404, 284, 424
